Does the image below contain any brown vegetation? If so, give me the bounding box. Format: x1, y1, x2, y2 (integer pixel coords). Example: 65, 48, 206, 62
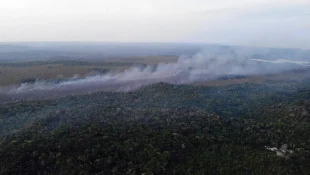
0, 56, 179, 86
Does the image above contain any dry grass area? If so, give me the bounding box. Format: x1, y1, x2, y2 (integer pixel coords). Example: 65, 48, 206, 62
105, 55, 179, 64
0, 64, 113, 86
0, 56, 179, 86
2, 55, 308, 87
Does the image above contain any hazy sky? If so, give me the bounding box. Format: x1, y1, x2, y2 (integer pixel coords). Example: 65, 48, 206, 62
1, 0, 309, 49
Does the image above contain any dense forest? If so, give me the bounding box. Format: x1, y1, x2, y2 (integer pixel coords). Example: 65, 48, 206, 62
1, 79, 310, 174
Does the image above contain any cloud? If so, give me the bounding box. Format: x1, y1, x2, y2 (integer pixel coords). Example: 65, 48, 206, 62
0, 0, 309, 49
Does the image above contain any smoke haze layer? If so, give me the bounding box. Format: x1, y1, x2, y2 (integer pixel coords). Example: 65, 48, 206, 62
0, 48, 310, 103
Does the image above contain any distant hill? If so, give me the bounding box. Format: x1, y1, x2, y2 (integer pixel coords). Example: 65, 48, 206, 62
0, 44, 31, 50
0, 42, 309, 63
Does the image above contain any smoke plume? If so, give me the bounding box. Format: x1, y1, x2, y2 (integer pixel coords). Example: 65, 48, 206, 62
0, 48, 309, 103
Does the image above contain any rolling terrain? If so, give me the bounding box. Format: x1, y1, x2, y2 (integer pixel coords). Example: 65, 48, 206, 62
1, 72, 310, 174
1, 43, 310, 174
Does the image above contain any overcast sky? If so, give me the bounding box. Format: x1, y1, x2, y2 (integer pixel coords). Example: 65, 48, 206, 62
1, 0, 309, 49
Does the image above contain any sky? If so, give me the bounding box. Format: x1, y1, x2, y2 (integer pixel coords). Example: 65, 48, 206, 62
0, 0, 309, 49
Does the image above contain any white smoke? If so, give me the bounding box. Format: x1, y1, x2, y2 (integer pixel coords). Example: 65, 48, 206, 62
0, 49, 309, 102
252, 58, 310, 66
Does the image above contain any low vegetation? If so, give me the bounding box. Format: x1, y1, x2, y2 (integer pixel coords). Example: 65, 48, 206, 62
0, 56, 178, 86
0, 79, 310, 174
